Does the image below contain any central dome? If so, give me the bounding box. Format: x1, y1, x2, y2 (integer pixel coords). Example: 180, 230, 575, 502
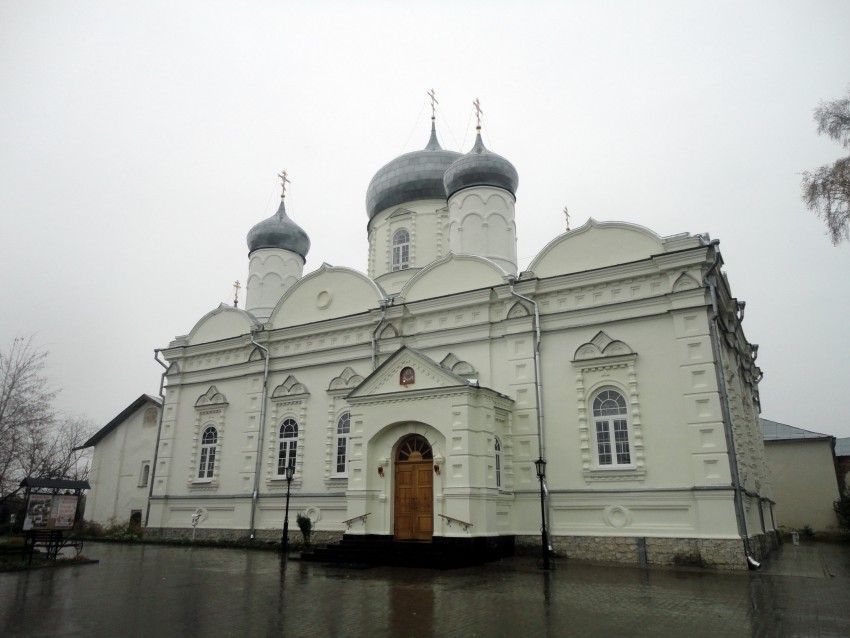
365, 122, 461, 220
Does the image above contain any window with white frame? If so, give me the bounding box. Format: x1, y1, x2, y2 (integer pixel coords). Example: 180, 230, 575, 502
278, 418, 298, 475
198, 426, 218, 479
593, 389, 631, 466
335, 412, 350, 475
392, 229, 410, 271
495, 438, 502, 488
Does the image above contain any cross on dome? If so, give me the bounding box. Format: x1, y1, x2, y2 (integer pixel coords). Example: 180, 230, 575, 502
278, 170, 290, 199
473, 98, 483, 131
428, 88, 438, 120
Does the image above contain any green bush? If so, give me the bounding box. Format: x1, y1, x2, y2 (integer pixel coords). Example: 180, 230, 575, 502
296, 513, 312, 545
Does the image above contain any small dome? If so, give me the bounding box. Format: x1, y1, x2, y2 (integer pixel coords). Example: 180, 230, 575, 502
443, 133, 518, 199
246, 199, 310, 259
365, 121, 461, 219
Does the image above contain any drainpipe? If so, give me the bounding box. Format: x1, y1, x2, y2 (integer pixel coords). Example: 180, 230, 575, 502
144, 350, 169, 527
371, 299, 389, 370
704, 242, 759, 569
507, 276, 549, 532
248, 327, 271, 540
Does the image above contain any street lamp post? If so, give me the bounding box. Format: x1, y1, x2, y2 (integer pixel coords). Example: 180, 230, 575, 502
534, 457, 551, 570
281, 462, 295, 553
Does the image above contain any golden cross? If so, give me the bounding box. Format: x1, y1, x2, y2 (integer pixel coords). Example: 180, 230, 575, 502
564, 206, 570, 231
277, 170, 290, 198
428, 89, 438, 119
473, 98, 483, 130
233, 280, 241, 308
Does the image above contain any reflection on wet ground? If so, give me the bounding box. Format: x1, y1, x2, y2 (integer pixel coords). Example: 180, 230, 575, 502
1, 542, 849, 637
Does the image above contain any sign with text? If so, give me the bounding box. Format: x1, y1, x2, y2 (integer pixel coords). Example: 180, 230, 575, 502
23, 494, 79, 530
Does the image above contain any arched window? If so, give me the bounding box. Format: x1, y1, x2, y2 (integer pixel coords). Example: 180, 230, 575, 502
278, 418, 298, 475
592, 389, 631, 466
396, 434, 433, 461
335, 412, 350, 475
140, 463, 151, 487
392, 229, 410, 271
198, 426, 217, 479
495, 438, 502, 488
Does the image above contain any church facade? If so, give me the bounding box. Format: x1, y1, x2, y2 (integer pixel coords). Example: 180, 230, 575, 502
126, 113, 773, 569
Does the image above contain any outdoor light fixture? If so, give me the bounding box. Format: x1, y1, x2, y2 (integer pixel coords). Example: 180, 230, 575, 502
281, 461, 295, 554
434, 464, 440, 476
378, 465, 384, 478
534, 457, 552, 570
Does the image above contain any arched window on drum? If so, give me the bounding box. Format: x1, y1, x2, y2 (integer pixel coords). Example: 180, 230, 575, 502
392, 229, 410, 271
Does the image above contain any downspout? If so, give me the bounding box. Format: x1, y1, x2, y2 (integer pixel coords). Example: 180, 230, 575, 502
371, 299, 388, 370
704, 242, 759, 569
248, 327, 270, 540
507, 276, 549, 528
144, 350, 169, 527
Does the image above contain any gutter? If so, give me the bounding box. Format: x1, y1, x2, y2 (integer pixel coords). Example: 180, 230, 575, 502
145, 350, 169, 527
507, 275, 550, 531
371, 298, 389, 370
248, 327, 271, 540
704, 241, 759, 569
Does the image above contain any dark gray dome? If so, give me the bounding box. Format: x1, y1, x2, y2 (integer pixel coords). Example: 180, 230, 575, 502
246, 198, 310, 259
443, 133, 518, 199
365, 122, 461, 219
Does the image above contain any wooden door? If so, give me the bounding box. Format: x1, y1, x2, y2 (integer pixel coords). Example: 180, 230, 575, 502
394, 461, 433, 541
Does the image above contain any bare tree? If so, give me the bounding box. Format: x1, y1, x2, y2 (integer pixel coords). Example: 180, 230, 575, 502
0, 335, 57, 497
40, 415, 95, 481
0, 336, 95, 500
801, 89, 850, 245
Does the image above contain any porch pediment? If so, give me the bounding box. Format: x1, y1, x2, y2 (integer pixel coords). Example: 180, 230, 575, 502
348, 346, 473, 400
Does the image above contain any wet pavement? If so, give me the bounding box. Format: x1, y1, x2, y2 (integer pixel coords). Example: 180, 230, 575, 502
1, 541, 849, 637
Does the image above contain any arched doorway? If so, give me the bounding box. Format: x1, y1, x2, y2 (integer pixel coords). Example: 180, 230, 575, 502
394, 434, 434, 541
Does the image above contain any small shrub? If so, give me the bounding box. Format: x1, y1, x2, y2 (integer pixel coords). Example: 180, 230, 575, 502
296, 513, 313, 545
74, 519, 104, 538
98, 518, 141, 541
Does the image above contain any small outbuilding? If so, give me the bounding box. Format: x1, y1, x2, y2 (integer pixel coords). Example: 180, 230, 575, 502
761, 418, 842, 535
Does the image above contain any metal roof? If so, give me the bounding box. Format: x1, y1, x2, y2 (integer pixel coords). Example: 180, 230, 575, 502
20, 477, 91, 491
78, 393, 162, 449
835, 437, 850, 457
246, 198, 311, 258
443, 132, 518, 199
760, 418, 831, 441
365, 122, 461, 219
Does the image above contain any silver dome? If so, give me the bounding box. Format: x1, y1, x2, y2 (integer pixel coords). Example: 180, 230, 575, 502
365, 122, 461, 220
246, 199, 311, 259
443, 133, 518, 199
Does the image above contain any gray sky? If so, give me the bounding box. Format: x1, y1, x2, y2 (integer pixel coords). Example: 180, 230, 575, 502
2, 1, 849, 438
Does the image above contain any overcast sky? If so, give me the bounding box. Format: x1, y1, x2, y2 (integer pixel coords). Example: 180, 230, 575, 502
2, 1, 849, 438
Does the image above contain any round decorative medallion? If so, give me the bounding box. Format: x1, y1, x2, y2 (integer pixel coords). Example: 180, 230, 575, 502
316, 290, 331, 309
603, 505, 631, 528
303, 506, 320, 523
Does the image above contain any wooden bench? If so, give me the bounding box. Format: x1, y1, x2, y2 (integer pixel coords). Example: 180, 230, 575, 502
23, 529, 83, 563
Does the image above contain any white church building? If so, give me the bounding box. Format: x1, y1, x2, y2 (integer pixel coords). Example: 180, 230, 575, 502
86, 110, 775, 569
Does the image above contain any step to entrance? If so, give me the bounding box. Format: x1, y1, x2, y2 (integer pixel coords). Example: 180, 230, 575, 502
301, 534, 514, 570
